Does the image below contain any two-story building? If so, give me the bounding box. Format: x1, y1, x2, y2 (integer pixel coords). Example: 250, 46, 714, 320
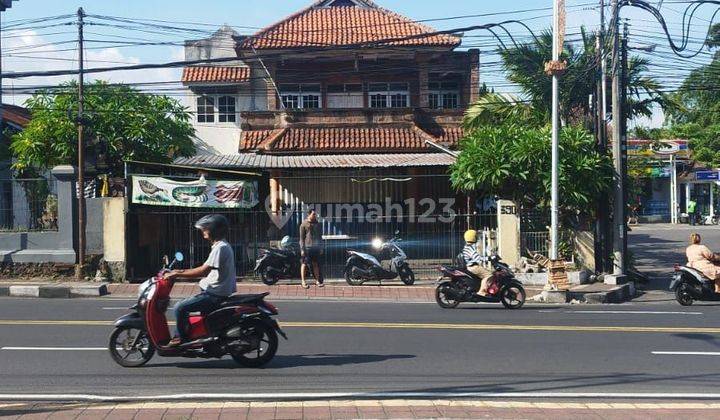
177, 0, 483, 274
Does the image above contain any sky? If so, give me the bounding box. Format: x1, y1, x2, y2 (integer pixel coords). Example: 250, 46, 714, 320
1, 0, 717, 127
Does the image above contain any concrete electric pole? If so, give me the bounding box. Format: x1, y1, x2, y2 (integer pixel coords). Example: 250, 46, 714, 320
549, 0, 566, 261
76, 7, 86, 279
609, 0, 627, 283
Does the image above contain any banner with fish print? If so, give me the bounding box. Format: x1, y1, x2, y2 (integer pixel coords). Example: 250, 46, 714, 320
131, 176, 259, 208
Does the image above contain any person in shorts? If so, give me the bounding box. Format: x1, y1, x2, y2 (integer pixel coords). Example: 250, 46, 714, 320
299, 209, 324, 289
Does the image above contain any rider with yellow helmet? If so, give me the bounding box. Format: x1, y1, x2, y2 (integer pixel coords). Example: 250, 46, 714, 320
462, 229, 493, 296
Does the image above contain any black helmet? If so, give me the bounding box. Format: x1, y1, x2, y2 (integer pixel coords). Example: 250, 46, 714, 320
194, 214, 229, 240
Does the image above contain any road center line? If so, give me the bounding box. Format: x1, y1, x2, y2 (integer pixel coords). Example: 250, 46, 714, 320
0, 319, 719, 334
652, 351, 720, 356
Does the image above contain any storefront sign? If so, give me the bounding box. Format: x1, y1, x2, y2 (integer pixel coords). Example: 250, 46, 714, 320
696, 171, 720, 181
132, 176, 259, 208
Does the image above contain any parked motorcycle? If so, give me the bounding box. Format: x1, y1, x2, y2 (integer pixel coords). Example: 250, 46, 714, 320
435, 255, 526, 309
344, 233, 414, 286
109, 252, 286, 368
254, 236, 305, 285
670, 264, 720, 305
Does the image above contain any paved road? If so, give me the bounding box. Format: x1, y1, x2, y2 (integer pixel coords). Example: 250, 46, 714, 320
629, 224, 720, 289
1, 297, 720, 399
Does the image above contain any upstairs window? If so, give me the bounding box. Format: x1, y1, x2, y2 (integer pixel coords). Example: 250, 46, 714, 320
218, 96, 237, 122
428, 78, 460, 110
196, 96, 215, 123
280, 83, 321, 109
368, 82, 409, 109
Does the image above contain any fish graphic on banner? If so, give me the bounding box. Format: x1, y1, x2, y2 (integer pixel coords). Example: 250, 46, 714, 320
132, 176, 259, 208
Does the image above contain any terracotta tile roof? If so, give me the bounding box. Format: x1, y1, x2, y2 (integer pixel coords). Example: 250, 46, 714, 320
239, 125, 462, 153
239, 1, 460, 50
2, 104, 30, 128
175, 152, 456, 169
181, 66, 250, 84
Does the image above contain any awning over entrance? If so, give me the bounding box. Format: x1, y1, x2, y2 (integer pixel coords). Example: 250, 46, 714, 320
174, 153, 457, 169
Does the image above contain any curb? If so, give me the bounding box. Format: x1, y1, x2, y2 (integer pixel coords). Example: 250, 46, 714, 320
0, 284, 108, 298
538, 283, 636, 304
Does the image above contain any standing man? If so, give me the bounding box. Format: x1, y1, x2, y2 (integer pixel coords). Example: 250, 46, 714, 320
688, 198, 698, 226
300, 209, 324, 289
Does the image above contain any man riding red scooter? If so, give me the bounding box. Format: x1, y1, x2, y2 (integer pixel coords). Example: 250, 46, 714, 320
108, 215, 285, 368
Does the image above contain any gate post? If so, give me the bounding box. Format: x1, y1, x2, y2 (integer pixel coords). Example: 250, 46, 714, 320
496, 199, 521, 267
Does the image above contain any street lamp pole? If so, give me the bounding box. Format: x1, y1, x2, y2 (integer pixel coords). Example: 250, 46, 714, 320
610, 0, 627, 280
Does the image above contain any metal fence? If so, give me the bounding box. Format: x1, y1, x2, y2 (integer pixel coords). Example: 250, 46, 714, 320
0, 178, 58, 232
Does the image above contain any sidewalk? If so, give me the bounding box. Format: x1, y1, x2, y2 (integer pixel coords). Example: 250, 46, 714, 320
3, 400, 720, 419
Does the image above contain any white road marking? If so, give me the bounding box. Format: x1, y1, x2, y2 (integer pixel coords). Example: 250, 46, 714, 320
2, 392, 720, 402
652, 351, 720, 356
1, 347, 106, 351
565, 311, 703, 315
102, 307, 130, 310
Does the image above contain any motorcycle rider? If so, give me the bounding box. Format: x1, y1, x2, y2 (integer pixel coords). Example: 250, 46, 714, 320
164, 215, 237, 346
462, 230, 493, 296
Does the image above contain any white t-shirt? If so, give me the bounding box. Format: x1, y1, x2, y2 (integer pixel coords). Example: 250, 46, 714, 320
199, 240, 237, 297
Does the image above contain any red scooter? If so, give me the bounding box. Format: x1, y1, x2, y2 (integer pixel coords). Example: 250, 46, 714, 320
109, 252, 286, 368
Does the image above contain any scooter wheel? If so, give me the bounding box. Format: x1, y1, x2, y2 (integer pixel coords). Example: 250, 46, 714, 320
500, 285, 526, 309
399, 266, 415, 286
344, 266, 364, 286
259, 268, 280, 286
675, 286, 694, 306
230, 322, 279, 368
108, 326, 155, 367
435, 282, 460, 309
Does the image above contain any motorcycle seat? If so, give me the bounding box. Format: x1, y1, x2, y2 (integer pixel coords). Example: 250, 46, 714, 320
220, 292, 269, 306
681, 266, 713, 282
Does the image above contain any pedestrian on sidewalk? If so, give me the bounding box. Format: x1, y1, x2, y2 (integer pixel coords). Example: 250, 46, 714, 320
300, 209, 324, 289
688, 198, 698, 225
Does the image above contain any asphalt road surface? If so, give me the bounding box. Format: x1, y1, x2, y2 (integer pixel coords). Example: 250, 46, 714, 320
1, 297, 720, 399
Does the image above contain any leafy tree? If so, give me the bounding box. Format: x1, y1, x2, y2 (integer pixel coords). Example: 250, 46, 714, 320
11, 80, 196, 174
450, 122, 613, 219
497, 28, 666, 124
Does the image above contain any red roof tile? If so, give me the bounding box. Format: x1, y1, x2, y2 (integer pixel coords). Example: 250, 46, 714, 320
182, 66, 250, 84
240, 1, 460, 50
2, 104, 30, 128
240, 125, 462, 153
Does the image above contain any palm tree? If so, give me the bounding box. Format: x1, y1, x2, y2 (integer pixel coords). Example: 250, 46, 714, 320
465, 28, 667, 127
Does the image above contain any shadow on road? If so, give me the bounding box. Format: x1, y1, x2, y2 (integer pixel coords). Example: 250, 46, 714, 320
149, 353, 416, 369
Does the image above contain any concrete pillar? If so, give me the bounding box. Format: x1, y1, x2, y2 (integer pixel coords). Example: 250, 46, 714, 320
51, 165, 78, 256
465, 49, 481, 105
685, 183, 691, 213
496, 199, 521, 267
711, 183, 715, 218
269, 173, 280, 214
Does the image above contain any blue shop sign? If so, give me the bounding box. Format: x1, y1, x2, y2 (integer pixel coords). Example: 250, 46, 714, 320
696, 171, 720, 181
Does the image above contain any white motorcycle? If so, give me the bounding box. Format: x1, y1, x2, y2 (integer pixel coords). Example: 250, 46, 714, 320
343, 233, 414, 286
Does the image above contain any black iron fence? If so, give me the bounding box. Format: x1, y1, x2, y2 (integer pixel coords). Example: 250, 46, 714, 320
0, 178, 58, 232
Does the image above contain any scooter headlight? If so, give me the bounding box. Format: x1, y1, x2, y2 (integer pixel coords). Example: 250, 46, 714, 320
372, 238, 383, 250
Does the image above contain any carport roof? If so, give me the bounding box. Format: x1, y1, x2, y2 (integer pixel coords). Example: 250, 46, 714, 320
174, 153, 456, 169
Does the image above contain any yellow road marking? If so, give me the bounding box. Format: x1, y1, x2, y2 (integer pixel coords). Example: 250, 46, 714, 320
0, 320, 718, 334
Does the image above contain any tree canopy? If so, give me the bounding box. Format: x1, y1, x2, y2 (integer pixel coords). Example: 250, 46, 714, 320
450, 122, 613, 219
11, 80, 196, 175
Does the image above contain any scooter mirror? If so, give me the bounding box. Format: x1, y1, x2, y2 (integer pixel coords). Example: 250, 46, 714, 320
175, 251, 184, 262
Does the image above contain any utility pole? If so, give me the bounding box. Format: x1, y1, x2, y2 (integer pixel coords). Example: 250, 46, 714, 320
609, 0, 627, 282
549, 0, 565, 261
0, 1, 18, 134
76, 7, 86, 279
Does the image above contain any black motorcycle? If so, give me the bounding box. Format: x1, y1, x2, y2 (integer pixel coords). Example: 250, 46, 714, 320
435, 255, 526, 309
670, 264, 720, 306
254, 236, 305, 285
344, 234, 414, 286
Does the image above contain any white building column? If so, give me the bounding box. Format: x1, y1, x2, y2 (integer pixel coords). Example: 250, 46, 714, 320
670, 156, 678, 224
686, 183, 691, 213
711, 183, 716, 218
